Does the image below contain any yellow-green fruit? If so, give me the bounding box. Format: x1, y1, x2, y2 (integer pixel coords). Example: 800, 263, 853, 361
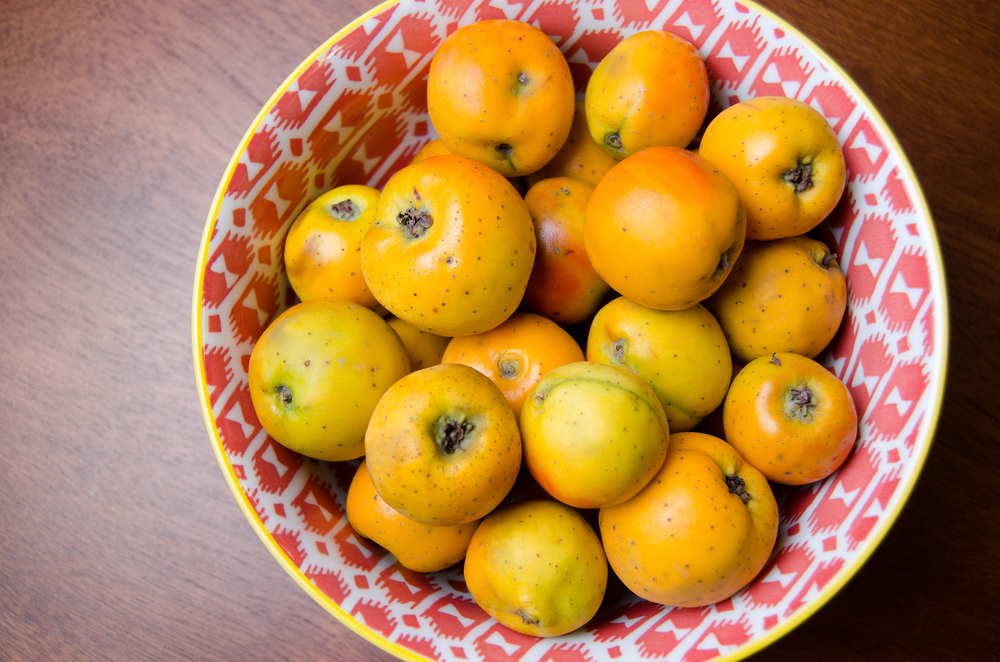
364, 363, 522, 526
464, 499, 608, 637
519, 361, 669, 509
248, 300, 410, 461
587, 297, 732, 431
386, 315, 451, 371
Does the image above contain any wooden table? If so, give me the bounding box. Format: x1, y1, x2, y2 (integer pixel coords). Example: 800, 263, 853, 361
2, 0, 996, 660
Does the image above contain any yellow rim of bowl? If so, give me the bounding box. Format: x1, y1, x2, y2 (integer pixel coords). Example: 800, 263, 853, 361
191, 1, 950, 661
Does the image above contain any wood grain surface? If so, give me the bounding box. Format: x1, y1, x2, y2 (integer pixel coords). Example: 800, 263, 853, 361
1, 0, 997, 660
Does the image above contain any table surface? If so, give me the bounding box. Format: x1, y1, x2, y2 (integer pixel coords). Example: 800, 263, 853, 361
2, 0, 997, 660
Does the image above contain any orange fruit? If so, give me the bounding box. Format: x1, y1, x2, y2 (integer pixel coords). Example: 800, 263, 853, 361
585, 30, 709, 159
524, 102, 620, 189
723, 352, 858, 485
409, 137, 452, 165
705, 235, 847, 363
699, 96, 847, 240
346, 459, 480, 572
521, 177, 610, 326
364, 363, 522, 526
427, 19, 575, 177
441, 311, 584, 418
599, 432, 778, 607
360, 154, 535, 336
584, 146, 746, 310
283, 184, 381, 308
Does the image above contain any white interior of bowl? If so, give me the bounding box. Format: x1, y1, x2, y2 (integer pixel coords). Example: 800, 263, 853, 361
193, 1, 948, 660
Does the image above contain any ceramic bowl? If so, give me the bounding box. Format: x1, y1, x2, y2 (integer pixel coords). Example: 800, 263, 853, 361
193, 1, 948, 659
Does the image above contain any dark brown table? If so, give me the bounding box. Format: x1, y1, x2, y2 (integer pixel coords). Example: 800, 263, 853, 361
2, 0, 997, 660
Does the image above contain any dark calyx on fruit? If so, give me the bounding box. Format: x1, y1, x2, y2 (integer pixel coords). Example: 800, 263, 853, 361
783, 162, 814, 192
725, 474, 751, 504
275, 384, 293, 405
498, 357, 522, 379
330, 199, 360, 221
605, 132, 622, 150
399, 207, 433, 238
784, 384, 818, 422
436, 416, 474, 454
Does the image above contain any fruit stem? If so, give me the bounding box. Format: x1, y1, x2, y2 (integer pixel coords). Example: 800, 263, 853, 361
398, 207, 433, 238
726, 474, 751, 504
436, 415, 474, 455
605, 132, 622, 150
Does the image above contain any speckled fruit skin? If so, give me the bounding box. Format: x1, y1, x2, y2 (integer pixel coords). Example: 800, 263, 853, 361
587, 297, 732, 432
599, 432, 779, 608
364, 363, 522, 526
248, 300, 410, 461
519, 361, 669, 509
521, 177, 610, 326
584, 146, 746, 311
385, 315, 451, 372
585, 30, 709, 159
699, 96, 847, 240
427, 19, 575, 177
723, 352, 858, 485
464, 499, 608, 637
346, 459, 480, 573
283, 185, 381, 308
705, 235, 847, 364
361, 154, 536, 336
441, 311, 584, 419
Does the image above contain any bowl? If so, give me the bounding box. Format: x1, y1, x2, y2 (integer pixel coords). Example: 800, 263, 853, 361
192, 0, 948, 659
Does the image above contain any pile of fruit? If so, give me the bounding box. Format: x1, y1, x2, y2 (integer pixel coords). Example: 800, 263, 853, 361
247, 19, 858, 638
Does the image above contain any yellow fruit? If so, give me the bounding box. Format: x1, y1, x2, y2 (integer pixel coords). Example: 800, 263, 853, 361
464, 499, 608, 637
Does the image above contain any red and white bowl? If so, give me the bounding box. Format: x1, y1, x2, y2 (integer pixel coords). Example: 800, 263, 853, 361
192, 1, 948, 660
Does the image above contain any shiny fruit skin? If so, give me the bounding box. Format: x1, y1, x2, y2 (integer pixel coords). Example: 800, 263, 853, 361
346, 459, 480, 572
385, 315, 451, 371
599, 432, 779, 607
364, 363, 522, 526
521, 177, 611, 326
441, 311, 584, 418
723, 352, 858, 485
360, 154, 535, 337
584, 146, 746, 311
585, 30, 709, 159
248, 300, 410, 461
699, 96, 847, 240
524, 102, 620, 189
464, 499, 608, 637
410, 137, 453, 165
705, 235, 847, 363
519, 361, 669, 509
427, 19, 575, 177
587, 297, 731, 432
283, 185, 381, 308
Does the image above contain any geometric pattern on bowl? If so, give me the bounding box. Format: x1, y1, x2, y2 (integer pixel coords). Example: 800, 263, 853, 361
192, 0, 948, 660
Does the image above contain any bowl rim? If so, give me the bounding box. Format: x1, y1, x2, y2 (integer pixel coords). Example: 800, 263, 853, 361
191, 1, 950, 660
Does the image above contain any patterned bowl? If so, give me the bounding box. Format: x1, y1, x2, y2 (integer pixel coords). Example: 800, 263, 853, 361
192, 0, 948, 660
